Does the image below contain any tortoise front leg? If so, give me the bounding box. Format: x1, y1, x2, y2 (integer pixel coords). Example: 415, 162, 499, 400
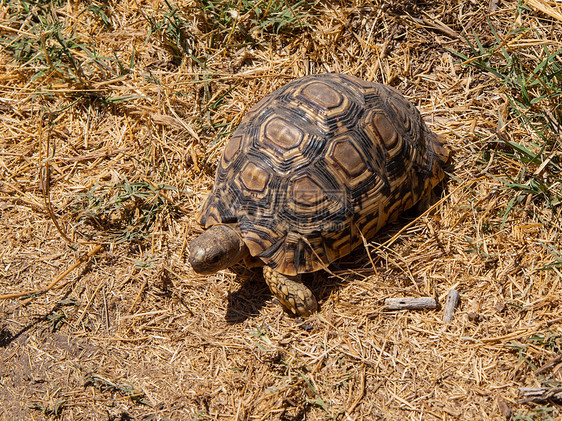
263, 266, 318, 317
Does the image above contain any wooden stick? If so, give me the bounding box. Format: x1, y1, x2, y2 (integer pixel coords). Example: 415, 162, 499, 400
519, 386, 562, 404
442, 289, 460, 323
384, 297, 437, 311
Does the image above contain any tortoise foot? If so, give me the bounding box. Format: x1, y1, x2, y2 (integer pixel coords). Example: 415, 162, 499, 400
263, 266, 318, 317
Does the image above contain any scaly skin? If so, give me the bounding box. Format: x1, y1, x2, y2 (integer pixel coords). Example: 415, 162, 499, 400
188, 224, 248, 274
262, 266, 318, 317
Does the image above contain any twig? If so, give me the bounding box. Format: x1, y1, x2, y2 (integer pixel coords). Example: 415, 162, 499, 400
40, 163, 71, 243
412, 14, 461, 39
0, 244, 104, 300
384, 297, 438, 311
442, 289, 460, 323
39, 113, 71, 244
355, 223, 378, 276
519, 386, 562, 404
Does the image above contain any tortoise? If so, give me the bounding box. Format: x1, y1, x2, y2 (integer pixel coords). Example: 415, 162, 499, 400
189, 73, 449, 317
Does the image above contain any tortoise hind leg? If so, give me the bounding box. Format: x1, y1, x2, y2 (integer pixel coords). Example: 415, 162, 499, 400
263, 266, 318, 317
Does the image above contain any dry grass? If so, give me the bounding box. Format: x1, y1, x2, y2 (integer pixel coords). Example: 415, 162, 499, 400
1, 0, 561, 419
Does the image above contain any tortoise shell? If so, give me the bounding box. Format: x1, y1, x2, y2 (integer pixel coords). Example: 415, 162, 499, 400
197, 73, 449, 276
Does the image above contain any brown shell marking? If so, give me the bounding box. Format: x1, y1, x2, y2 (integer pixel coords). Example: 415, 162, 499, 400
197, 73, 450, 276
239, 162, 270, 192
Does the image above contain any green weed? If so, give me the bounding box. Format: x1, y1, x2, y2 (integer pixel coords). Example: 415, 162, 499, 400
450, 13, 561, 265
145, 0, 316, 62
527, 332, 562, 352
83, 372, 149, 405
452, 18, 561, 136
29, 400, 66, 418
70, 181, 178, 243
0, 1, 131, 84
513, 406, 558, 421
144, 0, 206, 67
198, 0, 315, 40
506, 331, 561, 371
450, 18, 561, 156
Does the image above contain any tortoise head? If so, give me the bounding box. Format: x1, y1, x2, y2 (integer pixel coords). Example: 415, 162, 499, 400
189, 224, 249, 274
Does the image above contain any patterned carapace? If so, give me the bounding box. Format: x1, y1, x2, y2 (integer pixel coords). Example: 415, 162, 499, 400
197, 73, 449, 276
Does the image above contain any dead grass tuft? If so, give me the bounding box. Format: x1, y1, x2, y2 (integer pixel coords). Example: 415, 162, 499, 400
1, 0, 561, 419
